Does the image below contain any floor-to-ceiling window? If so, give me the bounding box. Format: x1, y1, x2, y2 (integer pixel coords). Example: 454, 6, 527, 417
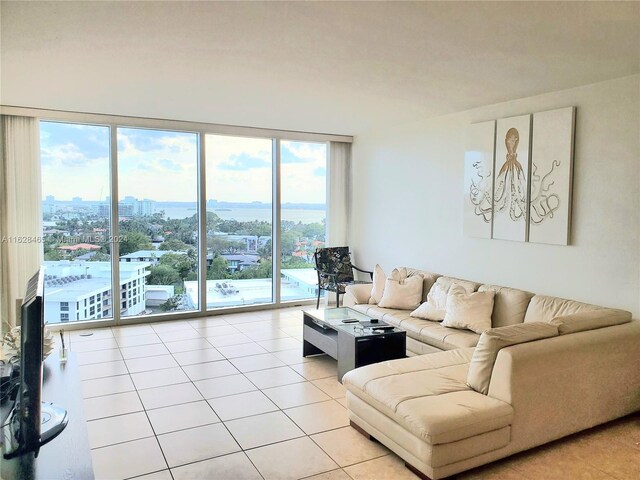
116, 127, 200, 318
40, 121, 113, 324
280, 140, 327, 302
205, 134, 274, 309
38, 114, 340, 325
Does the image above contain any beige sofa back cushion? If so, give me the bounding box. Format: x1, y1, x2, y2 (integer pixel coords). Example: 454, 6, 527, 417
550, 309, 632, 334
478, 285, 534, 328
524, 295, 632, 331
467, 322, 559, 395
524, 295, 603, 323
405, 268, 440, 302
435, 276, 481, 294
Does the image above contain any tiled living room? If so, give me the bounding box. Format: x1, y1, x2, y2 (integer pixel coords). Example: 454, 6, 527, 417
1, 2, 639, 480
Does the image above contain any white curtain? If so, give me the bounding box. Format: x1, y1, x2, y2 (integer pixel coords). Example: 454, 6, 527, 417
0, 115, 42, 335
326, 141, 351, 248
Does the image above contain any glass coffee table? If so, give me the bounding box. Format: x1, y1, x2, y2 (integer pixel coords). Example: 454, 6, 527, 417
302, 307, 406, 382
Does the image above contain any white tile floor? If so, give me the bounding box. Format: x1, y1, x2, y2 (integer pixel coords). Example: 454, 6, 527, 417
70, 306, 640, 480
74, 307, 403, 480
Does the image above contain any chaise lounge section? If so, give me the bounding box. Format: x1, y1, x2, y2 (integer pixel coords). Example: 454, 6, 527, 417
341, 268, 640, 479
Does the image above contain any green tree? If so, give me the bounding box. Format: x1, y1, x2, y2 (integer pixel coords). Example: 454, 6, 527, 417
257, 239, 272, 260
234, 259, 272, 279
88, 251, 111, 261
303, 222, 325, 240
159, 239, 190, 251
207, 236, 244, 254
44, 249, 64, 261
282, 256, 312, 269
225, 240, 246, 254
118, 231, 153, 255
119, 218, 157, 237
207, 255, 230, 280
280, 231, 298, 257
159, 253, 197, 279
147, 265, 180, 285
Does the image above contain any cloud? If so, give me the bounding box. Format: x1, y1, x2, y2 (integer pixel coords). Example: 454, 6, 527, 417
40, 143, 108, 169
281, 141, 327, 165
218, 153, 271, 171
40, 121, 109, 161
281, 146, 310, 164
159, 158, 183, 172
117, 129, 161, 152
313, 166, 326, 177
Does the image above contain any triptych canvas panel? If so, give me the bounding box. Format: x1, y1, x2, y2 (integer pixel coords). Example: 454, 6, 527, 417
463, 107, 575, 245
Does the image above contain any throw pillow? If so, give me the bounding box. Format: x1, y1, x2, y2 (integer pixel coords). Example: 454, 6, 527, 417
368, 264, 386, 305
378, 268, 423, 310
442, 284, 495, 334
410, 282, 449, 321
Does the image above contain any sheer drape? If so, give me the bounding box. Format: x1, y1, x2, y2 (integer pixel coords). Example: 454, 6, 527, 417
0, 115, 42, 335
326, 141, 351, 248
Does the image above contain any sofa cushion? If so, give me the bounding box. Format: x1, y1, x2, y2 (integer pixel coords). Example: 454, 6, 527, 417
405, 268, 440, 302
524, 295, 604, 323
550, 308, 632, 334
379, 268, 423, 310
360, 312, 480, 351
410, 282, 449, 321
478, 284, 534, 327
467, 322, 559, 394
352, 305, 412, 329
344, 283, 374, 305
343, 349, 514, 445
435, 276, 481, 294
368, 264, 386, 305
442, 285, 495, 334
417, 322, 481, 350
410, 277, 477, 321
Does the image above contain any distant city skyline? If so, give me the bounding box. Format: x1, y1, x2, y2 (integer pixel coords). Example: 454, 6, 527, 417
42, 195, 325, 207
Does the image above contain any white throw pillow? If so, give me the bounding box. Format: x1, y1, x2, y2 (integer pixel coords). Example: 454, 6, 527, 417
410, 282, 449, 321
368, 264, 386, 305
442, 284, 495, 334
378, 268, 423, 310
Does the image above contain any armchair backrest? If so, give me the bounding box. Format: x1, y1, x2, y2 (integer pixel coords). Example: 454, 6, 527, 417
313, 247, 354, 288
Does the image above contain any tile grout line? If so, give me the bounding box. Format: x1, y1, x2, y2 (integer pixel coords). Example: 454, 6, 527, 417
118, 335, 177, 480
160, 318, 268, 480
83, 308, 364, 479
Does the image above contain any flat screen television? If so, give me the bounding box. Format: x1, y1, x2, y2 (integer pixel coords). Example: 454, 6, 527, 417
2, 269, 68, 459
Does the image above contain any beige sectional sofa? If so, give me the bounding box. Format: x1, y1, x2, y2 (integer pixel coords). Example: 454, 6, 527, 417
341, 269, 640, 479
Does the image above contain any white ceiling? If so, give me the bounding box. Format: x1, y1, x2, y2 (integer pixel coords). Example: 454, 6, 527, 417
1, 1, 638, 135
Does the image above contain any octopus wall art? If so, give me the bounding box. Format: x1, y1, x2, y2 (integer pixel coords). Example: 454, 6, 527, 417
464, 107, 575, 245
493, 127, 528, 224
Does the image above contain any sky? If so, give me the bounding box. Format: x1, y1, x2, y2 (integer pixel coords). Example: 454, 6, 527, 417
40, 121, 327, 204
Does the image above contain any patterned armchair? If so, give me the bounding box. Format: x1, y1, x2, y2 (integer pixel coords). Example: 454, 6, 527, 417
313, 246, 373, 309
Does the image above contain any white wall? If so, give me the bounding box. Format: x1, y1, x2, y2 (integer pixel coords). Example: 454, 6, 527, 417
350, 75, 640, 317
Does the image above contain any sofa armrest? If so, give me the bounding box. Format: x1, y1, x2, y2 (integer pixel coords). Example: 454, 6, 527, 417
343, 283, 373, 306
487, 320, 640, 452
